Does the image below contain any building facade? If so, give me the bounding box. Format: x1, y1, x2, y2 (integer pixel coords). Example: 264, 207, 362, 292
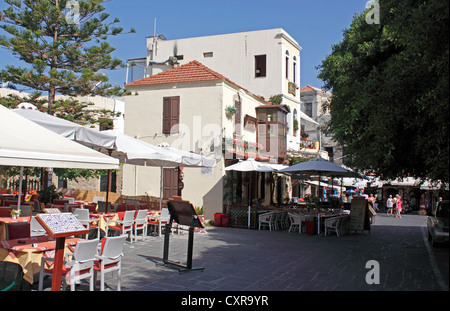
127, 28, 308, 152
124, 61, 290, 219
300, 85, 344, 164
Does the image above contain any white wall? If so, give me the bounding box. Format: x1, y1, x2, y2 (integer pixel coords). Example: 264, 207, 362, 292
147, 28, 301, 103
123, 80, 267, 219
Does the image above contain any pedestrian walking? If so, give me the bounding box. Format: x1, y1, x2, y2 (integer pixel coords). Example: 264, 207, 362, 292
374, 194, 379, 211
395, 195, 403, 218
368, 194, 375, 209
386, 195, 394, 215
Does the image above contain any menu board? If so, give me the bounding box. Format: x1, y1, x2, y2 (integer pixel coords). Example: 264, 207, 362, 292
36, 213, 89, 238
348, 197, 370, 232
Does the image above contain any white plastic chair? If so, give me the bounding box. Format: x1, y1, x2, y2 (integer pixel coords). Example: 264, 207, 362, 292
30, 216, 46, 237
105, 210, 134, 240
132, 210, 148, 242
337, 216, 349, 236
73, 208, 100, 239
258, 212, 275, 231
19, 205, 32, 216
94, 235, 127, 291
324, 216, 346, 237
38, 239, 99, 291
93, 196, 105, 204
279, 211, 290, 230
271, 212, 281, 230
288, 212, 305, 233
64, 203, 81, 213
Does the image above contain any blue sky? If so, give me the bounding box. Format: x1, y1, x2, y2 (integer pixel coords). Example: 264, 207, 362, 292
0, 0, 367, 92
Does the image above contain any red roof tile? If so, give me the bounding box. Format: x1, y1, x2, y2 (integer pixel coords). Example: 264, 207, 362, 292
299, 85, 317, 92
126, 60, 227, 87
125, 60, 270, 104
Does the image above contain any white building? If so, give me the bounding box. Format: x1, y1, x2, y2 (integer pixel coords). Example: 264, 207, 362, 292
300, 85, 344, 164
126, 28, 317, 152
124, 61, 291, 219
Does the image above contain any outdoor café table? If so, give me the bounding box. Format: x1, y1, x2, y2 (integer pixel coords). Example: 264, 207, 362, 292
0, 216, 31, 241
315, 213, 345, 235
0, 236, 80, 284
89, 212, 119, 234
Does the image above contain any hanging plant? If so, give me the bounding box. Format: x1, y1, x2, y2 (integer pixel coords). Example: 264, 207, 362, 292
225, 105, 239, 118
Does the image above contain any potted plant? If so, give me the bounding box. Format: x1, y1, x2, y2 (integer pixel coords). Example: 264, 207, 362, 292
293, 119, 299, 136
11, 208, 21, 219
225, 105, 239, 118
37, 185, 63, 205
301, 132, 309, 141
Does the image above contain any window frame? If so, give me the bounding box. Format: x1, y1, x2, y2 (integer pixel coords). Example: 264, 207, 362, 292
162, 96, 180, 135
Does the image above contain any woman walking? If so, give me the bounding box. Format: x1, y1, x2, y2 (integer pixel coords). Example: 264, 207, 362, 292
395, 195, 403, 218
386, 195, 394, 215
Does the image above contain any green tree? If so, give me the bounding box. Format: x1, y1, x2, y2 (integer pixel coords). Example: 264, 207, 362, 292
0, 0, 134, 115
317, 0, 448, 183
0, 0, 133, 183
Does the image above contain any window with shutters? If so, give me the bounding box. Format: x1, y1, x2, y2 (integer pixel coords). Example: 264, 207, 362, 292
162, 96, 180, 134
234, 100, 241, 136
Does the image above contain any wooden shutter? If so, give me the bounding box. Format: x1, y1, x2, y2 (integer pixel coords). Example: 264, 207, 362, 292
162, 96, 180, 134
163, 98, 171, 134
234, 100, 241, 135
170, 97, 180, 134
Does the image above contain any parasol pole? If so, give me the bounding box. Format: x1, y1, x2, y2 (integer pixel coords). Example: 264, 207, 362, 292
17, 166, 24, 211
159, 166, 163, 237
248, 171, 252, 229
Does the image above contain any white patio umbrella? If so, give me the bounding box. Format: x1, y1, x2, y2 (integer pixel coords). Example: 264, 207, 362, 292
225, 158, 277, 228
14, 107, 122, 201
13, 108, 116, 150
280, 157, 356, 199
105, 134, 216, 236
0, 104, 119, 210
160, 144, 217, 168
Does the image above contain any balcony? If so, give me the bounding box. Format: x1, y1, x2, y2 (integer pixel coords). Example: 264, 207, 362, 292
299, 139, 319, 153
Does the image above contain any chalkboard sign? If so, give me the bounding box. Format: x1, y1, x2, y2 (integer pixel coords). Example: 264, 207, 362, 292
348, 197, 370, 232
167, 200, 204, 228
36, 212, 89, 238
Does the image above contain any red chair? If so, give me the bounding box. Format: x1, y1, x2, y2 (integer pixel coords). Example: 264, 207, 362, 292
3, 200, 18, 207
53, 199, 69, 205
138, 203, 148, 210
6, 222, 31, 240
116, 204, 126, 212
38, 239, 99, 291
84, 204, 96, 213
105, 210, 134, 240
126, 204, 136, 211
0, 208, 12, 217
94, 235, 126, 291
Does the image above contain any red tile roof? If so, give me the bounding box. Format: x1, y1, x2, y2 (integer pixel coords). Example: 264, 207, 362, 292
126, 60, 228, 87
125, 60, 271, 104
299, 85, 318, 92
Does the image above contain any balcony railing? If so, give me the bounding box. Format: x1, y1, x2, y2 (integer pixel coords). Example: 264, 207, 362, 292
299, 139, 319, 151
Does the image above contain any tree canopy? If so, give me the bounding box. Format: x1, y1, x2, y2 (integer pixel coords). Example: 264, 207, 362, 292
0, 0, 134, 114
318, 0, 448, 183
0, 0, 133, 183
